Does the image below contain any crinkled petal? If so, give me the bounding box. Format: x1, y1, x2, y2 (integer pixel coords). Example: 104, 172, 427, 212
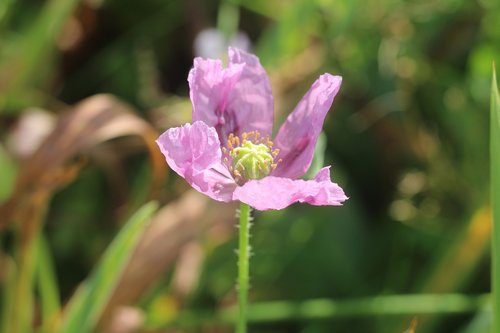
189, 58, 243, 144
156, 121, 237, 202
226, 47, 274, 138
234, 166, 347, 210
189, 48, 274, 145
313, 166, 331, 182
273, 74, 342, 179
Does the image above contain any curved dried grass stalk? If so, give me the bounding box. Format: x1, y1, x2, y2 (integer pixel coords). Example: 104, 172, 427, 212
0, 93, 166, 333
99, 190, 237, 331
0, 93, 166, 231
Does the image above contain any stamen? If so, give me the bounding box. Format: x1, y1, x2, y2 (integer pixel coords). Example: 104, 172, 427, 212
222, 130, 282, 184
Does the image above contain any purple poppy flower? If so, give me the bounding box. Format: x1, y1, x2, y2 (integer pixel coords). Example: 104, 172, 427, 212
157, 48, 348, 210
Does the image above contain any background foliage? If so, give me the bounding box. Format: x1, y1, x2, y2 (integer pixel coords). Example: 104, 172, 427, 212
1, 0, 500, 332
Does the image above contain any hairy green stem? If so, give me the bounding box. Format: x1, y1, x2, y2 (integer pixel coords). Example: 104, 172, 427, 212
237, 202, 251, 333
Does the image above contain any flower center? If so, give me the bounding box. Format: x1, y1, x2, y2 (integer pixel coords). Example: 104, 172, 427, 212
222, 131, 280, 185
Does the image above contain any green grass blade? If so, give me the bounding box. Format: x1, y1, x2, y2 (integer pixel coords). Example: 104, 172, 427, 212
459, 308, 491, 333
57, 201, 158, 333
240, 294, 491, 323
0, 256, 16, 333
491, 63, 500, 333
36, 235, 61, 332
0, 0, 14, 28
0, 0, 80, 111
164, 294, 490, 328
12, 227, 39, 333
304, 132, 327, 179
0, 144, 17, 204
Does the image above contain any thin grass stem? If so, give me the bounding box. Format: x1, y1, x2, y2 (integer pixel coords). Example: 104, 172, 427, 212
490, 64, 500, 333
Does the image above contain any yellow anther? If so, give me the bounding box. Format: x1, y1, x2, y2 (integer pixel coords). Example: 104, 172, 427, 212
222, 130, 282, 184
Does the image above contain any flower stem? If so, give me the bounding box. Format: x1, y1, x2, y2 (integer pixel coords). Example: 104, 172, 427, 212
237, 202, 251, 333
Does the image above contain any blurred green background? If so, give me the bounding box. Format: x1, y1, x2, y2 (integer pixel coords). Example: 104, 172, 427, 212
1, 0, 500, 332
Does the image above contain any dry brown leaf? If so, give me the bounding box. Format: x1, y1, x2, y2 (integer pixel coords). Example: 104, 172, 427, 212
0, 93, 166, 231
100, 190, 237, 329
171, 241, 204, 298
106, 306, 145, 333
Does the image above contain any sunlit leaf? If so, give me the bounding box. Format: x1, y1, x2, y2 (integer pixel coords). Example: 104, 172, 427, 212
57, 201, 158, 333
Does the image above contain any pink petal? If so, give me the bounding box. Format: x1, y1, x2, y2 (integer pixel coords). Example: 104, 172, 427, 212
227, 47, 274, 138
189, 58, 243, 144
156, 121, 237, 202
273, 74, 342, 179
233, 166, 347, 210
189, 48, 274, 145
